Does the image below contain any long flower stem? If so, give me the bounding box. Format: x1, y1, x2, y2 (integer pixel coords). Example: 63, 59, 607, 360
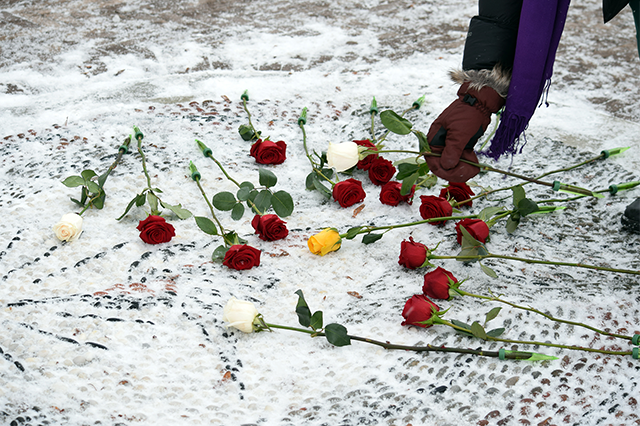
204, 151, 242, 187
440, 320, 634, 356
377, 106, 416, 144
430, 253, 640, 275
242, 98, 259, 139
264, 323, 546, 360
201, 150, 264, 215
456, 289, 634, 341
136, 135, 153, 191
193, 177, 232, 246
373, 148, 598, 197
299, 120, 336, 186
78, 136, 133, 216
340, 214, 480, 239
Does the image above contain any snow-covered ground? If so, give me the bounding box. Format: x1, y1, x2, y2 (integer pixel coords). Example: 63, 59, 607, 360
1, 1, 639, 425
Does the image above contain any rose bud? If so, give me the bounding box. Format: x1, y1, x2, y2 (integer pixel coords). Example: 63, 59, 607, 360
398, 237, 428, 269
53, 213, 83, 242
455, 218, 490, 245
354, 139, 378, 170
419, 195, 453, 225
251, 214, 288, 241
307, 228, 342, 256
368, 157, 396, 186
332, 178, 366, 208
222, 297, 260, 333
422, 267, 458, 300
440, 182, 475, 207
137, 215, 176, 244
222, 244, 261, 270
249, 139, 287, 165
379, 181, 415, 206
326, 141, 360, 172
401, 294, 440, 328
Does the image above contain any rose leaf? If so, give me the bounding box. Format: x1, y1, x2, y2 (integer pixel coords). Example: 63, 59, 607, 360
252, 190, 272, 215
380, 110, 413, 135
400, 171, 418, 196
517, 198, 539, 216
310, 311, 323, 331
324, 323, 351, 347
470, 321, 488, 340
511, 185, 526, 207
195, 216, 218, 235
61, 176, 85, 188
414, 129, 430, 153
294, 289, 312, 328
258, 168, 278, 188
484, 307, 502, 323
486, 327, 506, 338
362, 233, 383, 244
212, 191, 237, 211
480, 262, 498, 278
211, 245, 228, 262
160, 201, 193, 220
271, 190, 294, 217
231, 203, 245, 221
395, 163, 419, 181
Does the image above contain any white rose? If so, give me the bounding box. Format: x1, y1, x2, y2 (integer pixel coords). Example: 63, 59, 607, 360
222, 297, 259, 333
53, 213, 84, 242
326, 141, 359, 172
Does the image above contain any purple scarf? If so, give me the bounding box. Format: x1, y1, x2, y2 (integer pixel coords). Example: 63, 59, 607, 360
487, 0, 571, 160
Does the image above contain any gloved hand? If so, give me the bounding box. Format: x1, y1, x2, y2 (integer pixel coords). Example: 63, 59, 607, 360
426, 82, 505, 182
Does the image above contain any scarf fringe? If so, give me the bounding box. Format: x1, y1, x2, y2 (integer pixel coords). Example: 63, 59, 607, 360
486, 109, 529, 160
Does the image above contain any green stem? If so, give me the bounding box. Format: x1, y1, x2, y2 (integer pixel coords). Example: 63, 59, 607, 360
242, 97, 259, 140
430, 253, 640, 275
299, 120, 337, 187
478, 110, 501, 150
377, 106, 416, 144
204, 151, 242, 187
79, 137, 132, 216
373, 148, 598, 197
535, 151, 606, 179
136, 135, 153, 190
370, 111, 377, 142
264, 323, 542, 359
193, 177, 232, 246
456, 289, 633, 341
340, 214, 479, 238
441, 320, 633, 356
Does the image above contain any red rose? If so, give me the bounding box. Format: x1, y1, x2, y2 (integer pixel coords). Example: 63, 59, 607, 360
379, 181, 415, 206
251, 214, 288, 241
419, 195, 453, 225
249, 139, 287, 165
422, 267, 458, 300
401, 295, 440, 328
398, 237, 428, 269
354, 139, 378, 170
222, 244, 261, 270
332, 178, 366, 208
368, 157, 396, 186
137, 215, 175, 244
455, 218, 490, 245
439, 182, 475, 207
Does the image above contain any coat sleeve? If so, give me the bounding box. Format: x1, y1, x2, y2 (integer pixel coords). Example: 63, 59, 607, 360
462, 0, 524, 71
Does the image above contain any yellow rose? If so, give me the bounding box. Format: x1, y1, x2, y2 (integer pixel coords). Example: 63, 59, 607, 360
307, 228, 342, 256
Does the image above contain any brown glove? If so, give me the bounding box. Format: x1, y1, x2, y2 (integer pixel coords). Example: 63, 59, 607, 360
426, 82, 505, 182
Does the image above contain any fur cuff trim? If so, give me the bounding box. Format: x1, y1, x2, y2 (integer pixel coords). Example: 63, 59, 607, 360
450, 66, 511, 98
